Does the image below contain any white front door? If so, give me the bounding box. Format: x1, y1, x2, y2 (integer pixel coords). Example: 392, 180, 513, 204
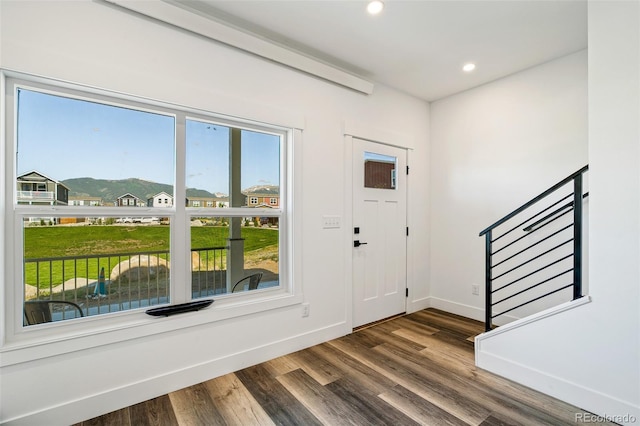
352, 138, 407, 328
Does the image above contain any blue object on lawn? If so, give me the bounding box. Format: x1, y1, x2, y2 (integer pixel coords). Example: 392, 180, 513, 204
93, 267, 106, 297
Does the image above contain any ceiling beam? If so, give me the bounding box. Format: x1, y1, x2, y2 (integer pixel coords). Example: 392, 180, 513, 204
103, 0, 375, 95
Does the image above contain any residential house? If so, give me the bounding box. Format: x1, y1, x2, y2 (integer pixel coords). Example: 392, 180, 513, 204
68, 196, 102, 206
244, 185, 279, 208
186, 196, 219, 208
1, 1, 638, 425
67, 197, 104, 225
364, 158, 395, 189
16, 171, 69, 206
147, 191, 173, 207
116, 193, 145, 207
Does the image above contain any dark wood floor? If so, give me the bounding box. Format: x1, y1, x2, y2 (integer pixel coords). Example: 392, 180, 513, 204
77, 309, 611, 426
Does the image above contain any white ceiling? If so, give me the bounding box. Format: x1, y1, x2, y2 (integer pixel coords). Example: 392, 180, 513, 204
171, 0, 587, 102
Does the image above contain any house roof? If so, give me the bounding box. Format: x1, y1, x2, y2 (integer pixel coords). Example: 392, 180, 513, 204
150, 191, 173, 199
17, 170, 70, 189
117, 193, 142, 200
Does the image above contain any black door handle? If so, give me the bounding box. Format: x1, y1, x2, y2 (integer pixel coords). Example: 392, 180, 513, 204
354, 240, 368, 247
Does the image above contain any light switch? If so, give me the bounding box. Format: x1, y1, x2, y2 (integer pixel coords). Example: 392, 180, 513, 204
322, 215, 341, 229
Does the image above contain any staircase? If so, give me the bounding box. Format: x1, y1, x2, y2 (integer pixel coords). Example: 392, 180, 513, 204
478, 165, 588, 331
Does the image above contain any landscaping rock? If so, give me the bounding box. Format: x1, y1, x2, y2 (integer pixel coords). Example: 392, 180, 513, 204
110, 255, 170, 283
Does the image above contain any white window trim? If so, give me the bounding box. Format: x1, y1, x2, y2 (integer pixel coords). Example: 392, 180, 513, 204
0, 70, 303, 364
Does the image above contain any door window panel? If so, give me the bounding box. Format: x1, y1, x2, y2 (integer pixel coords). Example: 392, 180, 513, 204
364, 152, 397, 189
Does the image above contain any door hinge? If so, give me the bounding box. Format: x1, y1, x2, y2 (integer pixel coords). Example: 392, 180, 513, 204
406, 165, 409, 175
406, 227, 409, 236
406, 288, 409, 297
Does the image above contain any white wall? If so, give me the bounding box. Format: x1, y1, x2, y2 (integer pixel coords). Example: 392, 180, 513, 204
429, 50, 588, 320
0, 1, 430, 424
475, 1, 640, 423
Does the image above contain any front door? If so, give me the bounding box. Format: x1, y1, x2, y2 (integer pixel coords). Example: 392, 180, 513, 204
352, 138, 407, 328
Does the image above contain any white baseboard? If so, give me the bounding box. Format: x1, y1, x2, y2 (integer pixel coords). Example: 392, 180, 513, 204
476, 351, 640, 425
406, 295, 432, 314
475, 296, 639, 426
475, 296, 592, 342
427, 296, 519, 324
3, 322, 348, 426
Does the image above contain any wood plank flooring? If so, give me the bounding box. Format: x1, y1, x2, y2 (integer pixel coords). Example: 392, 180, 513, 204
77, 309, 613, 426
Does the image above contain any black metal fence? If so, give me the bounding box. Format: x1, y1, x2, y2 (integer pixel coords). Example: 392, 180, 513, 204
24, 246, 227, 319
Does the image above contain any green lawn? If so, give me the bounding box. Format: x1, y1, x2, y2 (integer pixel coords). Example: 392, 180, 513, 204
24, 225, 278, 288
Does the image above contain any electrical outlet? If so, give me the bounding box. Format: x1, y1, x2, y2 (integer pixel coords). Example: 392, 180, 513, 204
302, 303, 310, 317
472, 284, 480, 295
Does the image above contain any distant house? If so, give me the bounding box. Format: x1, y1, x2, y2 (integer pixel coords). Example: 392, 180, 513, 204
67, 196, 103, 225
186, 196, 219, 208
243, 186, 279, 208
215, 197, 230, 208
364, 159, 396, 189
17, 171, 69, 206
147, 191, 173, 207
69, 196, 102, 206
116, 193, 145, 207
243, 186, 279, 226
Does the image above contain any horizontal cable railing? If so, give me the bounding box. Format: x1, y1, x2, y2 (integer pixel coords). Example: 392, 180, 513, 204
479, 165, 588, 331
24, 246, 227, 322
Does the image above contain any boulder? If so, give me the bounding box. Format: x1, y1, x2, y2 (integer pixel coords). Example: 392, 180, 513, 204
110, 255, 170, 283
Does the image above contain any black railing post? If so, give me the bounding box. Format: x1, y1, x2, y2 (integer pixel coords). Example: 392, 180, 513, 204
573, 174, 583, 300
485, 230, 493, 331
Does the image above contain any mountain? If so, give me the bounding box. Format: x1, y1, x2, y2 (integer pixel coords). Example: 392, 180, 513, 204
62, 177, 219, 203
243, 185, 280, 195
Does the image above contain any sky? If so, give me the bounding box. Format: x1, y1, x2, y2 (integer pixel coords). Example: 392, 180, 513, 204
16, 88, 280, 194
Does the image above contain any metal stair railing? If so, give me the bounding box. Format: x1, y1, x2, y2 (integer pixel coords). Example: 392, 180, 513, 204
479, 165, 588, 331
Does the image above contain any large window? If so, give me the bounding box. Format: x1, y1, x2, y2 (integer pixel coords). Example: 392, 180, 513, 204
8, 76, 289, 329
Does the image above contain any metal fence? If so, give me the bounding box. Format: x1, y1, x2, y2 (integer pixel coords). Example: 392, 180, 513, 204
24, 246, 227, 320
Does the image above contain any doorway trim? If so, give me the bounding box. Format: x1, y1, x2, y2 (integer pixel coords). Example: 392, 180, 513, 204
343, 122, 414, 331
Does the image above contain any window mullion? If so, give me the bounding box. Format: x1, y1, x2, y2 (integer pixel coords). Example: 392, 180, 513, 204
173, 113, 189, 303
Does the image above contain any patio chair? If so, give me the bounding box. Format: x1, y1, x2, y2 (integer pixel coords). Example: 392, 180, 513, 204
24, 300, 84, 325
231, 272, 263, 293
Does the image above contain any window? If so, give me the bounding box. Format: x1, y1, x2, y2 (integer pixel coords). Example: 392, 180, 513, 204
186, 119, 281, 297
364, 151, 397, 190
250, 197, 258, 205
270, 198, 278, 205
7, 75, 291, 334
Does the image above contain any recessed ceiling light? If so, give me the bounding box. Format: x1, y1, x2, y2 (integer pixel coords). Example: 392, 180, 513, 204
463, 63, 476, 72
367, 0, 384, 15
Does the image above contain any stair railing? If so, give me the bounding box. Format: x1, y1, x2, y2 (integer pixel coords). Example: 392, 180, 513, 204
479, 165, 588, 331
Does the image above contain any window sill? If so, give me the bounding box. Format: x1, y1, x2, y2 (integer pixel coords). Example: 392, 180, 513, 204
0, 290, 302, 367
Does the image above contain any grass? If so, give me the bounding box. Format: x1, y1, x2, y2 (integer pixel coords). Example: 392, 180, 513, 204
24, 225, 278, 288
25, 226, 170, 258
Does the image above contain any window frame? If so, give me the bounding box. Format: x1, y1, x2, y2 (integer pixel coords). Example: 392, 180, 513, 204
1, 71, 302, 355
